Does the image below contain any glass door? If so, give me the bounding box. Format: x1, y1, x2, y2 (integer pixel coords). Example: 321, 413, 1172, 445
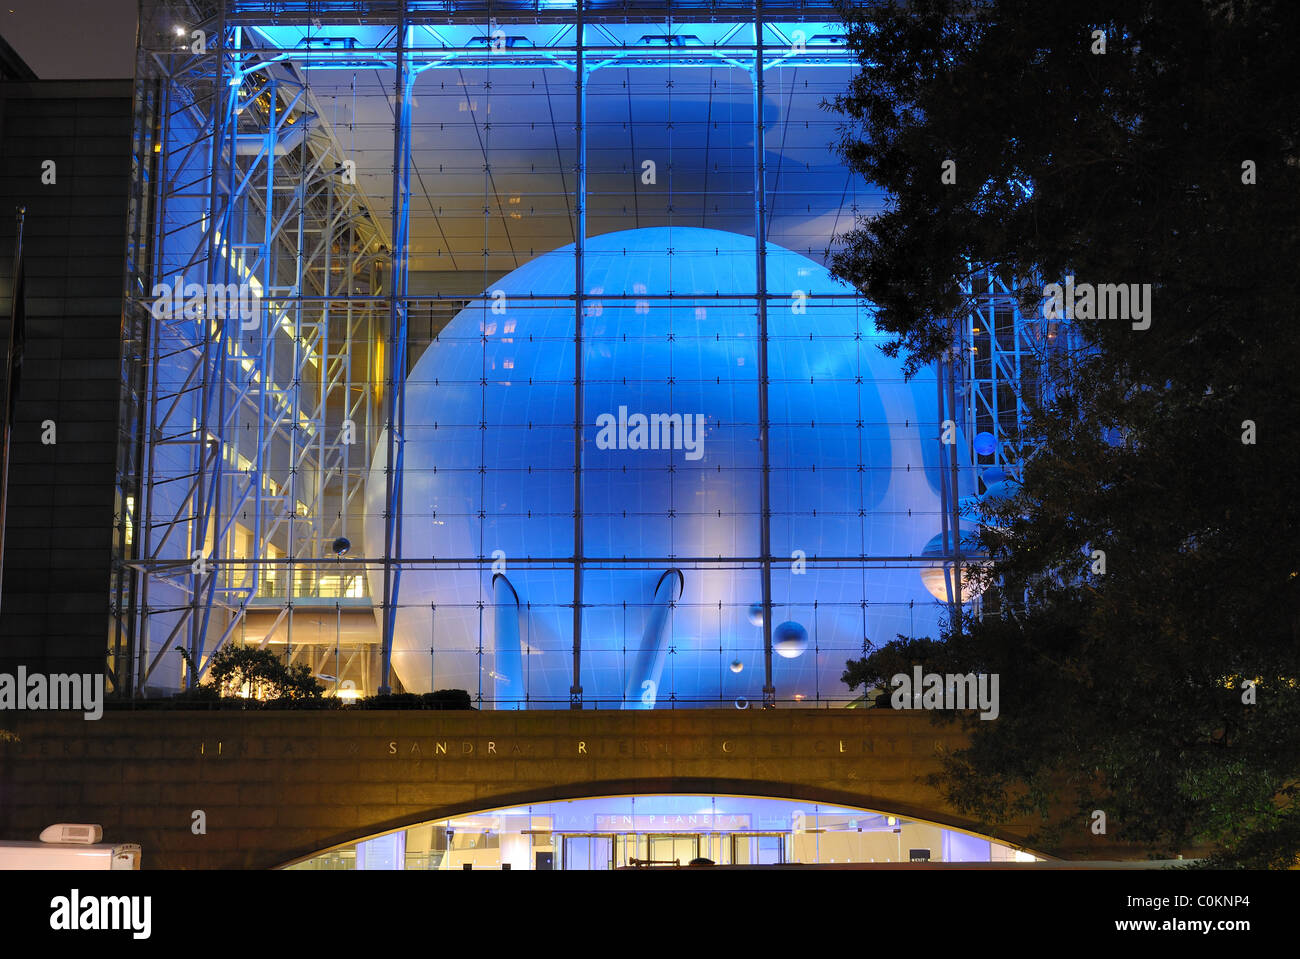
645, 834, 699, 866
730, 833, 786, 865
560, 835, 614, 870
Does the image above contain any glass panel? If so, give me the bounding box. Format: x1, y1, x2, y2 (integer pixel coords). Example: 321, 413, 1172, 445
285, 794, 1041, 870
122, 4, 985, 708
563, 836, 613, 871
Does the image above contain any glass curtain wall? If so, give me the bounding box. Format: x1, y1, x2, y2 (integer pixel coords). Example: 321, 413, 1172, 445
115, 1, 981, 707
285, 794, 1043, 870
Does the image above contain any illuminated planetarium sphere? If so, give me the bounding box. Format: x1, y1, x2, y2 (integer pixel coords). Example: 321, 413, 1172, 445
365, 227, 973, 705
746, 603, 765, 627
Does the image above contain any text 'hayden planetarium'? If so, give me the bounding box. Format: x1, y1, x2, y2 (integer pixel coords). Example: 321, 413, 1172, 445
111, 0, 1044, 710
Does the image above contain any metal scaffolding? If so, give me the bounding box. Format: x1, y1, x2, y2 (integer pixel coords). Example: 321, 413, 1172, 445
115, 4, 390, 693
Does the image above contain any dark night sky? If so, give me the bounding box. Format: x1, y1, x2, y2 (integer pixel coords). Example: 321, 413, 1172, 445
2, 0, 137, 79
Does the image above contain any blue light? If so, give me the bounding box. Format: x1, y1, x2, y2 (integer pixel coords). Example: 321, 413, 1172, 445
249, 20, 857, 72
364, 227, 971, 706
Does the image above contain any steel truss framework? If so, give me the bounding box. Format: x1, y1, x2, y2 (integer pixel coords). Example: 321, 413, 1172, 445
113, 0, 1046, 702
115, 0, 391, 694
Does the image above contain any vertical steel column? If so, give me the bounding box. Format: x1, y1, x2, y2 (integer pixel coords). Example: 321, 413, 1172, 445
964, 275, 981, 473
188, 3, 231, 687
114, 68, 164, 694
380, 5, 412, 694
284, 74, 303, 668
936, 357, 956, 615
247, 46, 268, 604
134, 54, 181, 695
1011, 284, 1025, 475
753, 4, 776, 707
984, 272, 997, 479
134, 94, 166, 693
198, 22, 250, 661
570, 7, 586, 709
946, 341, 963, 637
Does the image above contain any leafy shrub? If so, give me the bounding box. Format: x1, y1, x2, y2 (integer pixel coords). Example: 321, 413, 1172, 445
206, 644, 324, 701
355, 690, 473, 710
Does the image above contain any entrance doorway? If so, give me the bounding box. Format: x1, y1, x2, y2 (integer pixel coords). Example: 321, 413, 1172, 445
560, 835, 613, 870
645, 834, 699, 866
731, 833, 786, 865
286, 795, 1043, 870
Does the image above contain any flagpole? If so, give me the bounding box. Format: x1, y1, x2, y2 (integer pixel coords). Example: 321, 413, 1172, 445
0, 206, 26, 612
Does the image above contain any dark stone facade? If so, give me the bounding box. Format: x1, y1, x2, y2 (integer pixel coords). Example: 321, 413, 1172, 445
0, 78, 132, 677
0, 709, 1154, 869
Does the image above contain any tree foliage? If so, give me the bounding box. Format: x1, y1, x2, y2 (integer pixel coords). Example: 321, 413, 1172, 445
206, 644, 324, 702
843, 635, 955, 701
831, 0, 1300, 865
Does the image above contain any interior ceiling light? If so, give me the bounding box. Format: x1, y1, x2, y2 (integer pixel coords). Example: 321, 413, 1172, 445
298, 36, 359, 50
638, 34, 702, 47
469, 35, 534, 48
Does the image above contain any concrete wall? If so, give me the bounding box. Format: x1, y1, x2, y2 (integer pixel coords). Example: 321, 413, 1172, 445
0, 709, 1148, 868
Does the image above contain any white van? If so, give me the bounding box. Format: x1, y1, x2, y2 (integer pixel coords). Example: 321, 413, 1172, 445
0, 825, 141, 870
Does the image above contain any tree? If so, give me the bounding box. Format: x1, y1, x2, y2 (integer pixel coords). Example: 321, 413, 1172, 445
829, 0, 1300, 866
206, 644, 324, 702
842, 635, 954, 705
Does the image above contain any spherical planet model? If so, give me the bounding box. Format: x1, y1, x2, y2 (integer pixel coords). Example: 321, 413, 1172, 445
918, 530, 985, 603
365, 227, 975, 707
772, 621, 810, 659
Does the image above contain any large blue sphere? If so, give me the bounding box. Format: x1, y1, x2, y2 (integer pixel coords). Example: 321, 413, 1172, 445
365, 227, 972, 703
